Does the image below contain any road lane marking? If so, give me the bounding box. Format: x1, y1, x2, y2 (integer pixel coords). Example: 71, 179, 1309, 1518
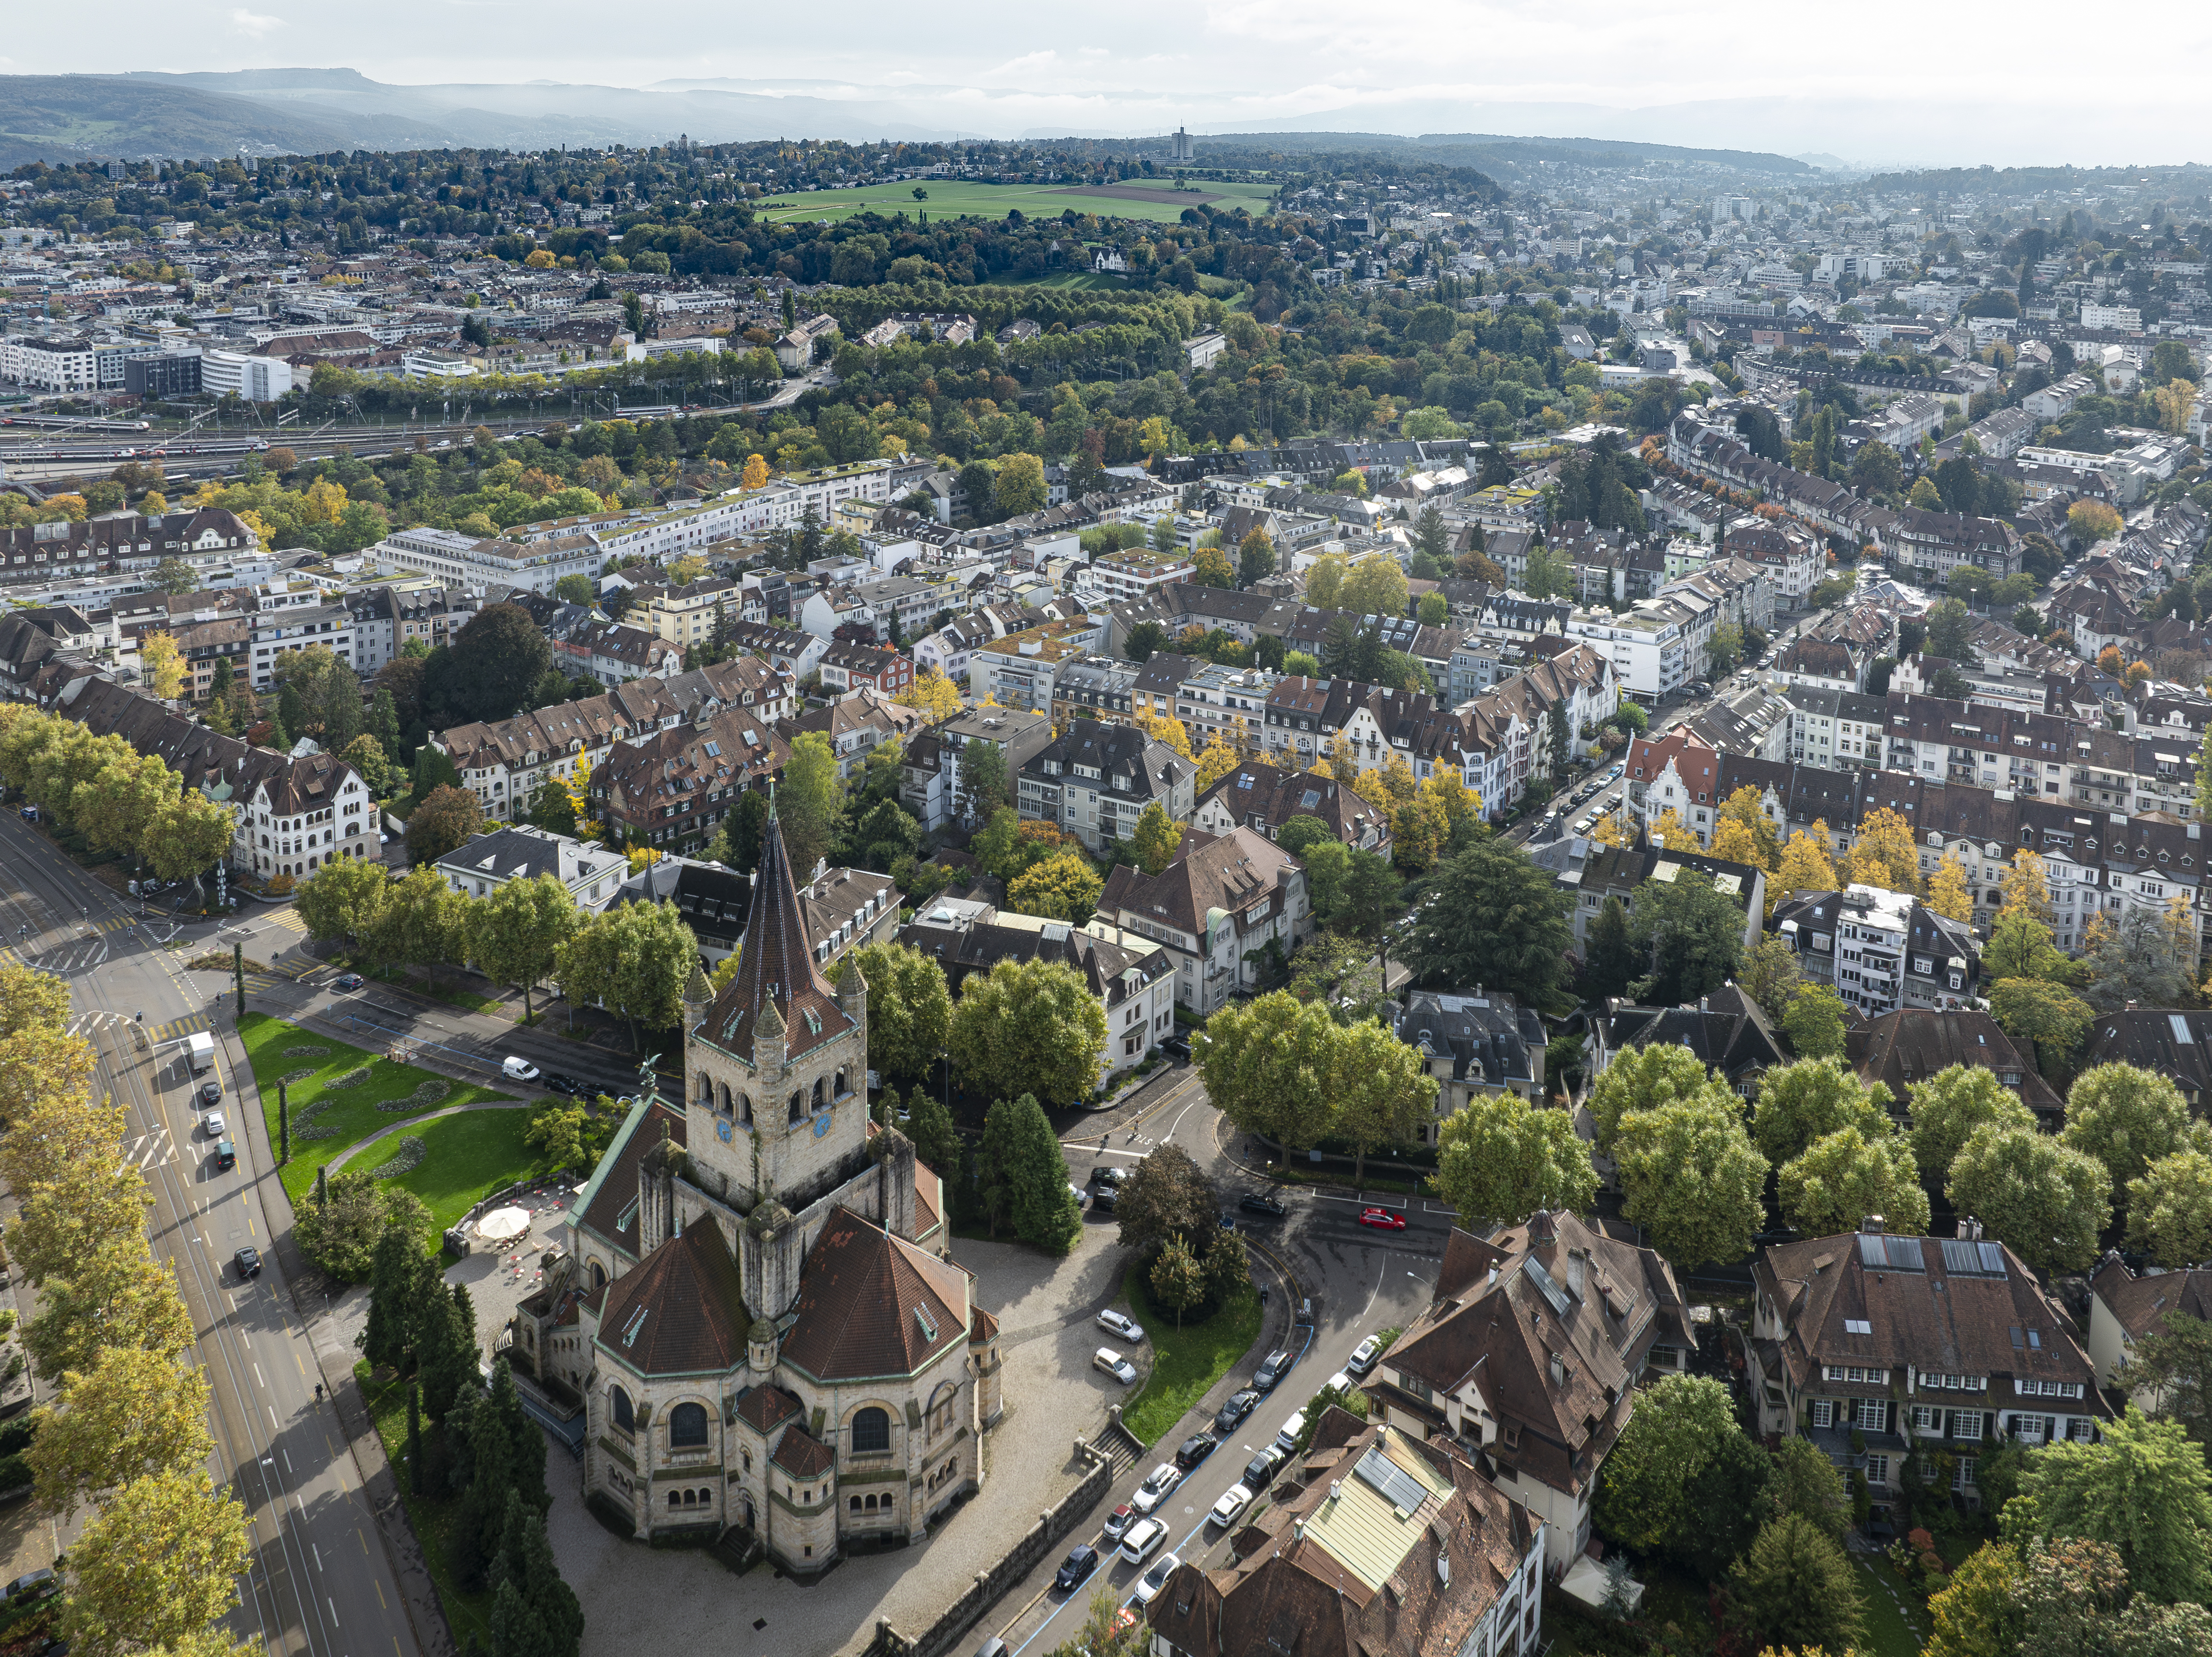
313, 1545, 322, 1572
268, 1406, 278, 1430
255, 1363, 265, 1388
360, 1530, 370, 1554
375, 1580, 385, 1610
282, 1449, 293, 1474
329, 1597, 339, 1627
296, 1354, 305, 1376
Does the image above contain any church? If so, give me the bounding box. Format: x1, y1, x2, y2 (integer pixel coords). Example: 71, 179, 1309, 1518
521, 814, 1003, 1571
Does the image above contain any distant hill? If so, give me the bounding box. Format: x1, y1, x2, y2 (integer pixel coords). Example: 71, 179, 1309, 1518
0, 75, 358, 169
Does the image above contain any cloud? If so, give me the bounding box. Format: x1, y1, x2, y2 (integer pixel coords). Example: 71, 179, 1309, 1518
985, 49, 1057, 79
229, 8, 284, 37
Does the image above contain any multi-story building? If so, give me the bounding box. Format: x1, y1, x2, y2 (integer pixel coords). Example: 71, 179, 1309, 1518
1162, 662, 1278, 755
631, 578, 740, 651
1015, 720, 1194, 855
1749, 1221, 2110, 1524
1393, 990, 1546, 1143
794, 866, 901, 972
589, 704, 790, 856
1191, 760, 1391, 852
817, 642, 913, 700
965, 617, 1104, 713
896, 706, 1053, 832
248, 604, 356, 690
1095, 826, 1307, 1013
374, 525, 603, 596
1071, 547, 1195, 608
433, 824, 629, 911
1565, 597, 1704, 702
1047, 656, 1140, 730
1787, 687, 1888, 770
1772, 884, 1980, 1015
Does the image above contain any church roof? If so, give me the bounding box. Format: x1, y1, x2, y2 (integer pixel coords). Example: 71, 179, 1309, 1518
734, 1383, 804, 1433
573, 1097, 687, 1264
770, 1424, 835, 1479
595, 1217, 749, 1377
779, 1206, 973, 1384
698, 813, 852, 1068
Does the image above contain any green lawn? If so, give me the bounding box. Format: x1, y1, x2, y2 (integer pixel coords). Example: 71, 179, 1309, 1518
355, 1106, 545, 1232
992, 270, 1128, 291
356, 1361, 491, 1646
750, 178, 1276, 227
1118, 1259, 1264, 1447
1850, 1550, 1930, 1657
237, 1014, 519, 1205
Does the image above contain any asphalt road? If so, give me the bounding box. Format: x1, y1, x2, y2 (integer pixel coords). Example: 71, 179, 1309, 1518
0, 816, 419, 1657
969, 1070, 1449, 1657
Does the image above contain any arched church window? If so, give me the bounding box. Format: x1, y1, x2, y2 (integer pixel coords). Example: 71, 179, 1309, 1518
851, 1406, 891, 1453
670, 1402, 709, 1448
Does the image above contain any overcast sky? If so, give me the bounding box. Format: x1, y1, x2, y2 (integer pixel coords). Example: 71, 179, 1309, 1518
9, 1, 2211, 168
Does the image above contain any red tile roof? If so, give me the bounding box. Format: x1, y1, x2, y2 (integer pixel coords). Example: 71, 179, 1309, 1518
779, 1207, 972, 1383
595, 1219, 749, 1377
700, 812, 853, 1067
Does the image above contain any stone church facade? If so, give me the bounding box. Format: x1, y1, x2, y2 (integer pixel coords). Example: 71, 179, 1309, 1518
522, 814, 1003, 1572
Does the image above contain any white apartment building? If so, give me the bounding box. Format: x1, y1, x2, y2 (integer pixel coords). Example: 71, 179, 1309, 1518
373, 526, 601, 596
0, 335, 98, 391
250, 604, 356, 690
1567, 597, 1705, 702
199, 350, 296, 403
1071, 548, 1196, 608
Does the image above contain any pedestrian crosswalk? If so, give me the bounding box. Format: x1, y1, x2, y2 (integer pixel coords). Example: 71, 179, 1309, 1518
124, 1124, 175, 1171
18, 936, 106, 975
149, 1012, 212, 1042
263, 909, 309, 935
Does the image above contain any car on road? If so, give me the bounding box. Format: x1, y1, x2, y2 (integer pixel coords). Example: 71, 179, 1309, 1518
1213, 1389, 1259, 1433
1093, 1348, 1139, 1385
233, 1247, 261, 1279
199, 1079, 223, 1106
1217, 1209, 1236, 1231
1118, 1517, 1168, 1567
1133, 1553, 1180, 1608
1174, 1432, 1217, 1470
1242, 1444, 1288, 1489
1358, 1207, 1407, 1231
1097, 1309, 1145, 1343
1101, 1503, 1137, 1545
1053, 1544, 1100, 1592
1162, 1034, 1191, 1059
1254, 1348, 1293, 1392
542, 1071, 587, 1097
1239, 1191, 1287, 1217
501, 1056, 542, 1082
1090, 1183, 1119, 1212
332, 973, 364, 992
1608, 764, 1623, 780
1209, 1485, 1253, 1528
1132, 1463, 1182, 1514
201, 1108, 226, 1139
4, 1570, 58, 1604
1347, 1335, 1382, 1377
1091, 1165, 1128, 1188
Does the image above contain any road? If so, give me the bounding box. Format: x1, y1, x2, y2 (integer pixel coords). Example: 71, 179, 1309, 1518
971, 1069, 1450, 1657
0, 815, 419, 1657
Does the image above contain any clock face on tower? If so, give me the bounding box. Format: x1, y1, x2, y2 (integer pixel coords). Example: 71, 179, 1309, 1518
813, 1110, 833, 1139
717, 1118, 734, 1143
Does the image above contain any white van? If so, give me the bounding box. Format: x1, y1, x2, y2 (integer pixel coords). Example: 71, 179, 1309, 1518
1273, 1410, 1306, 1456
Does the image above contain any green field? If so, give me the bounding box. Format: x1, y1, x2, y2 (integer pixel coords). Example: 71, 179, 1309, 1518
1119, 1259, 1265, 1446
752, 178, 1278, 227
993, 270, 1130, 291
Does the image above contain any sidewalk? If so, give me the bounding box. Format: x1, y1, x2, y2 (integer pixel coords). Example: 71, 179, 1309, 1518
218, 1012, 457, 1657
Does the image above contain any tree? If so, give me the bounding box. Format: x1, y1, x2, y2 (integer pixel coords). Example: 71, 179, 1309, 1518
2113, 1309, 2212, 1446
1743, 936, 1804, 1021
1728, 1514, 1866, 1657
1948, 1122, 2108, 1273
1329, 1019, 1439, 1185
838, 942, 950, 1085
2079, 904, 2197, 1011
62, 1466, 251, 1657
2126, 1152, 2212, 1271
994, 453, 1047, 519
488, 1489, 583, 1657
466, 875, 580, 1023
1706, 621, 1745, 678
152, 556, 197, 594
369, 865, 471, 986
1774, 823, 1839, 907
1595, 1374, 1765, 1558
1237, 527, 1276, 588
294, 1170, 431, 1283
139, 630, 186, 700
553, 899, 698, 1051
1923, 1540, 2023, 1657
1586, 1041, 1714, 1154
26, 1345, 213, 1521
777, 732, 846, 878
1135, 711, 1192, 761
1782, 984, 1850, 1061
1990, 977, 2093, 1077
2069, 499, 2124, 543
1149, 1235, 1207, 1329
1779, 1125, 1930, 1237
1615, 1093, 1768, 1271
1110, 796, 1182, 877
948, 958, 1108, 1105
1626, 870, 1745, 1004
1194, 990, 1339, 1160
1193, 731, 1241, 795
1771, 1435, 1851, 1544
1751, 1057, 1893, 1166
295, 852, 391, 943
1986, 907, 2073, 985
21, 1239, 194, 1382
1122, 620, 1168, 664
2017, 1407, 2212, 1604
2062, 1063, 2193, 1216
978, 1094, 1082, 1251
1929, 858, 1974, 924
1007, 848, 1102, 923
1114, 1143, 1218, 1257
1925, 597, 1977, 664
1399, 839, 1573, 1009
433, 602, 553, 725
0, 960, 71, 1040
407, 783, 485, 866
1339, 555, 1410, 619
1191, 545, 1236, 589
959, 740, 1012, 824
1908, 1064, 2038, 1180
896, 667, 963, 723
142, 788, 235, 883
1432, 1092, 1596, 1226
1580, 896, 1641, 1000
74, 751, 175, 864
1848, 805, 1923, 896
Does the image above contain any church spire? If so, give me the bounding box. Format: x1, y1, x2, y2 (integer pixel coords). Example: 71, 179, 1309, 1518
699, 803, 850, 1067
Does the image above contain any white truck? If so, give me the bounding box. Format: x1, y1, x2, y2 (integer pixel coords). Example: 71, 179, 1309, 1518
186, 1032, 214, 1075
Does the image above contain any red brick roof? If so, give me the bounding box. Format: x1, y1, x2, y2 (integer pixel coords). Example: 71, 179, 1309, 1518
594, 1218, 748, 1378
778, 1206, 972, 1384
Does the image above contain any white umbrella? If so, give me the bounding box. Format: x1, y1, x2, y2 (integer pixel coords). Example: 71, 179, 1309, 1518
478, 1206, 531, 1243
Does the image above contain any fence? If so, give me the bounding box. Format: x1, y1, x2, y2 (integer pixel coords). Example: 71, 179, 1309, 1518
863, 1445, 1116, 1657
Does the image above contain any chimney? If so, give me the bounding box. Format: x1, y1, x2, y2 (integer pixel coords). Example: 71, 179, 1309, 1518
1329, 1481, 1341, 1503
1699, 995, 1709, 1012
1956, 1219, 1969, 1240
2127, 999, 2138, 1011
1970, 1217, 1983, 1241
1862, 1214, 1885, 1235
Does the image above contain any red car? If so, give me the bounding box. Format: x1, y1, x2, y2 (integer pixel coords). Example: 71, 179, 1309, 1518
1358, 1208, 1406, 1231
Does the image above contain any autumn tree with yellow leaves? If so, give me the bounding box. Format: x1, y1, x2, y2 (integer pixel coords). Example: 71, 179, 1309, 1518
895, 667, 964, 723
1847, 806, 1923, 896
1928, 857, 1975, 924
1136, 711, 1192, 760
138, 630, 186, 700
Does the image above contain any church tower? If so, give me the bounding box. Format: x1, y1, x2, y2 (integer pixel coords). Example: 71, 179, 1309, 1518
682, 809, 868, 1215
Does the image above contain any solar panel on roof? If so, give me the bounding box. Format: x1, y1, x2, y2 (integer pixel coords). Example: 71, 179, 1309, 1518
1978, 1243, 2007, 1276
1524, 1257, 1572, 1315
1857, 1234, 1888, 1268
1940, 1240, 1980, 1275
1885, 1236, 1924, 1271
1354, 1446, 1430, 1515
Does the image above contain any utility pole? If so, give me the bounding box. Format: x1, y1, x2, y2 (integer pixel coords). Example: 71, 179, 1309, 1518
233, 941, 245, 1017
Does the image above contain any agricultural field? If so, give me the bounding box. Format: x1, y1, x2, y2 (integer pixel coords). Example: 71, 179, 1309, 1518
750, 178, 1279, 227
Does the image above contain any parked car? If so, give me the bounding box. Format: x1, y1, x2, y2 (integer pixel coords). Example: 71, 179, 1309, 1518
1347, 1335, 1382, 1377
1133, 1553, 1181, 1608
542, 1071, 586, 1097
1118, 1517, 1168, 1567
332, 973, 365, 992
1174, 1432, 1216, 1470
1241, 1445, 1287, 1489
1162, 1034, 1191, 1059
1214, 1389, 1259, 1434
234, 1246, 261, 1279
1132, 1463, 1181, 1514
1217, 1209, 1237, 1232
1053, 1544, 1100, 1592
1209, 1485, 1253, 1528
1101, 1503, 1137, 1545
1254, 1348, 1293, 1392
1093, 1348, 1139, 1386
1239, 1191, 1287, 1217
501, 1056, 541, 1082
1097, 1309, 1145, 1344
1358, 1207, 1407, 1231
1091, 1184, 1119, 1212
5, 1570, 57, 1603
1274, 1410, 1307, 1455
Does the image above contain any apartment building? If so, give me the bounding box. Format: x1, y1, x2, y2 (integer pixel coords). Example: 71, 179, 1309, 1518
1787, 687, 1888, 769
589, 704, 789, 854
965, 617, 1105, 713
1772, 884, 1981, 1015
896, 706, 1053, 833
433, 824, 627, 912
343, 584, 479, 674
1015, 720, 1194, 855
249, 604, 355, 690
1566, 597, 1705, 702
374, 525, 602, 595
1094, 826, 1308, 1013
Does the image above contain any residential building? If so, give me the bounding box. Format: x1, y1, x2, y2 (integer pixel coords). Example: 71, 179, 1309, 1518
1749, 1221, 2110, 1523
2074, 1009, 2212, 1113
589, 705, 789, 856
2087, 1258, 2212, 1399
775, 690, 925, 782
1048, 656, 1140, 729
1095, 826, 1310, 1013
609, 856, 751, 964
1787, 687, 1888, 770
635, 578, 742, 650
374, 525, 602, 596
1393, 990, 1547, 1143
1015, 720, 1195, 855
1191, 761, 1390, 853
1565, 842, 1766, 957
1145, 1410, 1547, 1657
248, 604, 356, 690
795, 866, 901, 973
1586, 986, 1787, 1102
1845, 1009, 2063, 1127
1565, 598, 1704, 702
896, 706, 1053, 832
966, 617, 1104, 713
817, 642, 914, 700
1369, 1212, 1696, 1570
1773, 884, 1980, 1015
344, 585, 478, 675
433, 824, 628, 912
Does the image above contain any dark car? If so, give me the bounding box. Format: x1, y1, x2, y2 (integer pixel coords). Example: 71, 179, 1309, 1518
5, 1570, 57, 1604
332, 973, 365, 992
1174, 1432, 1217, 1470
1091, 1184, 1119, 1212
1218, 1209, 1237, 1232
542, 1072, 588, 1097
1242, 1446, 1286, 1490
234, 1247, 261, 1278
198, 1079, 223, 1106
1162, 1034, 1191, 1059
1254, 1348, 1293, 1392
1239, 1192, 1287, 1218
1053, 1544, 1100, 1592
1214, 1389, 1259, 1435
